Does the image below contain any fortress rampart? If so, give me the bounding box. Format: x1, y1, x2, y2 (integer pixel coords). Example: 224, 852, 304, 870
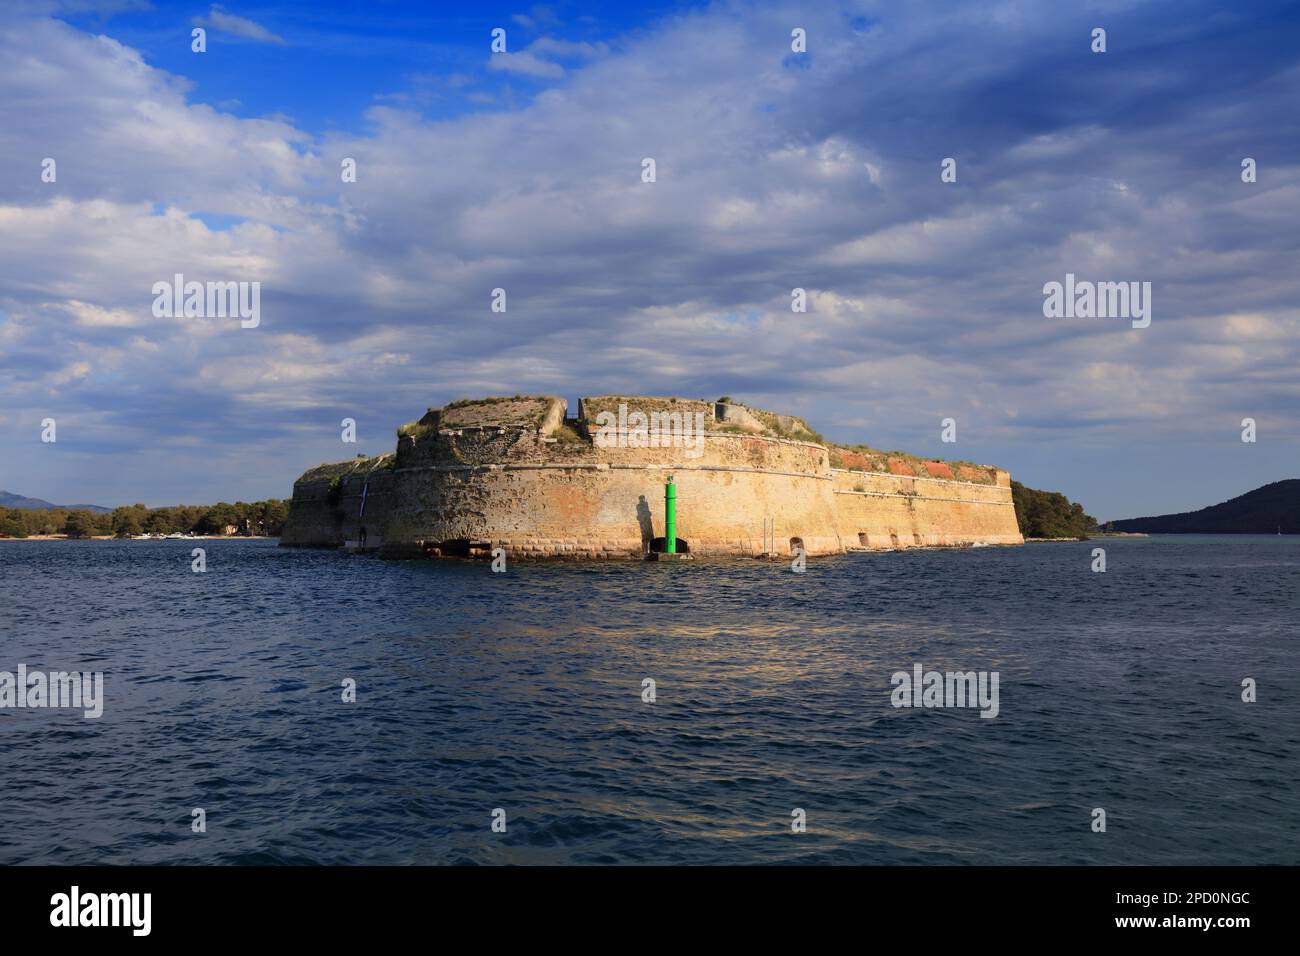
280, 396, 1023, 559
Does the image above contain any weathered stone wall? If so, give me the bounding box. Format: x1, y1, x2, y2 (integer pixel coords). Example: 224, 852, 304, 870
281, 397, 1024, 558
831, 468, 1021, 548
280, 455, 395, 551
378, 427, 841, 558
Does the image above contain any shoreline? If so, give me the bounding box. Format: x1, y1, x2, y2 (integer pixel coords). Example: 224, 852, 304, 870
1, 535, 278, 541
1026, 532, 1150, 542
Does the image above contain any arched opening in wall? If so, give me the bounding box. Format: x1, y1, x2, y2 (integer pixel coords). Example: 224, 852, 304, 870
649, 536, 690, 554
857, 532, 869, 546
889, 532, 900, 548
789, 536, 804, 555
436, 539, 472, 557
913, 533, 922, 546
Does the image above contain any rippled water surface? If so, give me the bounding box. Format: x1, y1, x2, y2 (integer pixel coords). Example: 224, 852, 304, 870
1, 536, 1296, 864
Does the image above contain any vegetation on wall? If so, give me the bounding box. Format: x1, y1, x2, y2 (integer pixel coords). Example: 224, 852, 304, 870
299, 454, 392, 483
396, 421, 425, 439
326, 476, 344, 507
753, 412, 826, 445
441, 395, 559, 430
552, 423, 586, 444
829, 443, 998, 484
444, 394, 533, 409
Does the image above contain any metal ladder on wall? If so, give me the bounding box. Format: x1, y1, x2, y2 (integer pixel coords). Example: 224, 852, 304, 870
759, 516, 778, 559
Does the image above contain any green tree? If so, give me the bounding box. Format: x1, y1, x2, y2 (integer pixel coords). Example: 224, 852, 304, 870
144, 508, 174, 534
0, 510, 27, 538
198, 502, 239, 535
111, 504, 148, 538
63, 510, 97, 539
257, 499, 289, 536
1011, 482, 1099, 538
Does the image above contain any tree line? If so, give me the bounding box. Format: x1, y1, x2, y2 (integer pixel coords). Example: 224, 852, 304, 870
0, 500, 290, 539
1011, 481, 1099, 539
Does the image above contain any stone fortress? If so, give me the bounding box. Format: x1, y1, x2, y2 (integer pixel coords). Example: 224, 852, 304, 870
280, 395, 1024, 559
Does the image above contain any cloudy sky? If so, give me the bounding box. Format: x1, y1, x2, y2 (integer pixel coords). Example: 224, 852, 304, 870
1, 0, 1297, 520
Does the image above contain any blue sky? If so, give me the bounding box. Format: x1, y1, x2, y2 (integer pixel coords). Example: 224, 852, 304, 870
60, 1, 695, 129
2, 0, 1299, 520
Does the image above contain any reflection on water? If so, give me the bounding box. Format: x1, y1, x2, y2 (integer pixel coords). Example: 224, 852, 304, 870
0, 536, 1296, 864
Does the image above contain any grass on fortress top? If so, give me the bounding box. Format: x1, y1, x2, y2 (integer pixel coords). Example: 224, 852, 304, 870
440, 396, 559, 429
830, 445, 1001, 484
297, 454, 394, 484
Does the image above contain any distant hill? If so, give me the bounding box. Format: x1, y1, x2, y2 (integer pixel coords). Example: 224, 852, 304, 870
0, 490, 110, 514
1108, 480, 1299, 533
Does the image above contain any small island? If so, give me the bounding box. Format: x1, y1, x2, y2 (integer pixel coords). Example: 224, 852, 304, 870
278, 394, 1026, 559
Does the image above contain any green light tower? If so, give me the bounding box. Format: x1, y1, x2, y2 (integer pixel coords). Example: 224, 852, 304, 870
664, 474, 677, 554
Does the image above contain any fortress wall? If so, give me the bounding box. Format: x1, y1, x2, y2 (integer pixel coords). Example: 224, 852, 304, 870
831, 469, 1022, 548
280, 457, 395, 550
337, 469, 395, 551
280, 478, 344, 547
379, 431, 843, 559
281, 399, 1025, 559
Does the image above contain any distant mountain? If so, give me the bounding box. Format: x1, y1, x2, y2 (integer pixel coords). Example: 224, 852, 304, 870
1108, 480, 1299, 533
0, 490, 111, 514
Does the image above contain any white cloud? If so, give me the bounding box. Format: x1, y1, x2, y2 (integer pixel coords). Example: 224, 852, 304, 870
62, 300, 143, 328
193, 5, 286, 45
487, 50, 565, 79
529, 37, 609, 59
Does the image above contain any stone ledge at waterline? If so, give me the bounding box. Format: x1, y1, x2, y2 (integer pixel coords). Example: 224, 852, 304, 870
279, 395, 1024, 559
